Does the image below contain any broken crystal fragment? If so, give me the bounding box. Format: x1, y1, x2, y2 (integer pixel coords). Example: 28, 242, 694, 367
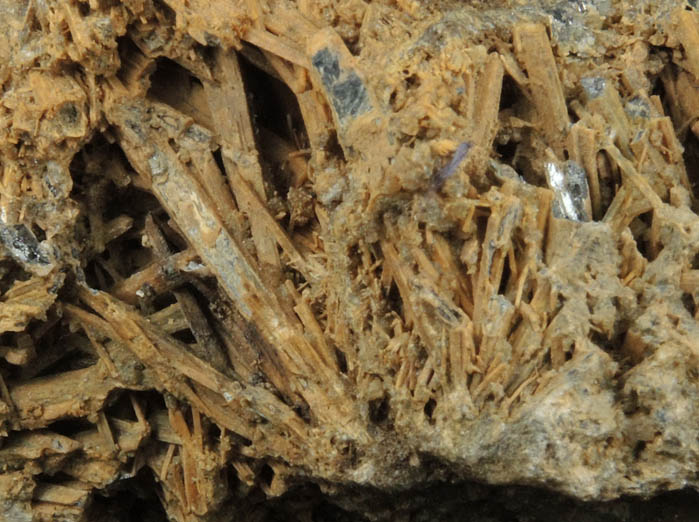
311, 47, 371, 124
0, 224, 50, 265
581, 76, 607, 100
545, 161, 591, 221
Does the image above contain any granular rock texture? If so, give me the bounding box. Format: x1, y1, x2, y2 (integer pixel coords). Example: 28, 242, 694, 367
0, 0, 698, 520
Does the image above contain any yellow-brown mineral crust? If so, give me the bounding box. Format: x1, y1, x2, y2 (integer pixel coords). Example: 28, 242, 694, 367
0, 0, 698, 520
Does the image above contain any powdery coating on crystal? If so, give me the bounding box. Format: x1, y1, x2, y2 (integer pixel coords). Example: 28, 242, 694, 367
0, 0, 696, 520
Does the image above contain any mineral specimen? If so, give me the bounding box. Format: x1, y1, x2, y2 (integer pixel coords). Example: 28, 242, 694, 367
0, 0, 697, 520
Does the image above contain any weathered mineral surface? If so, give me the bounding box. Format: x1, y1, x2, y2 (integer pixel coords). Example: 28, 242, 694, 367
0, 0, 698, 520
